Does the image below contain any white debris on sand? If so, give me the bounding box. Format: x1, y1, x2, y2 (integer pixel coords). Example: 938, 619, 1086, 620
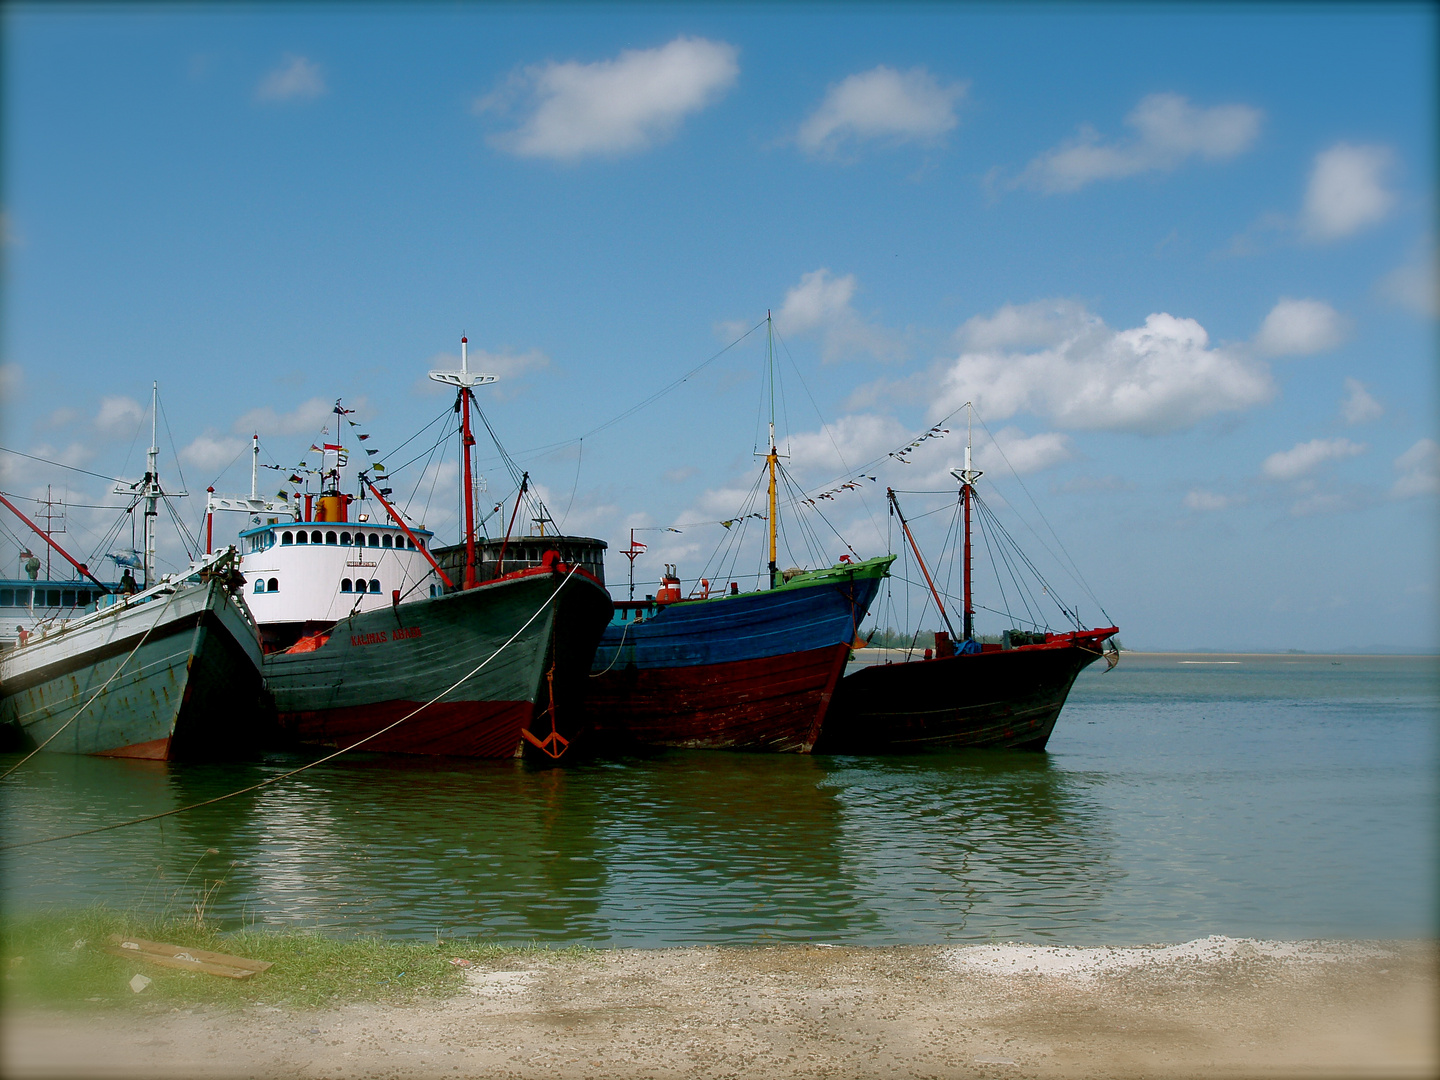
944, 934, 1387, 980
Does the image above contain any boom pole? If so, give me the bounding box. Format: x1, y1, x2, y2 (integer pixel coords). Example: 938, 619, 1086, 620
766, 312, 778, 589
0, 491, 110, 593
887, 488, 957, 641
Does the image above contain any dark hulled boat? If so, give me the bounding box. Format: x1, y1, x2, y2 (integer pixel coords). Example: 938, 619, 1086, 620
819, 408, 1118, 754
587, 555, 892, 753
210, 337, 611, 760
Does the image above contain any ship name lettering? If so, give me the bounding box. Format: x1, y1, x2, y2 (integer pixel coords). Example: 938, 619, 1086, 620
392, 626, 422, 641
350, 631, 388, 646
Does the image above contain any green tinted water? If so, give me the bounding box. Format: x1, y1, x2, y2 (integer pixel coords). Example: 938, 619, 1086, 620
2, 654, 1434, 945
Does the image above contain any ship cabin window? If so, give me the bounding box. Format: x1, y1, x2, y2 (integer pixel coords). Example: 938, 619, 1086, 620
368, 533, 380, 547
295, 531, 307, 544
368, 579, 381, 593
311, 531, 322, 544
407, 537, 416, 550
429, 584, 437, 597
253, 580, 265, 594
282, 531, 294, 545
0, 589, 13, 606
340, 531, 352, 546
267, 578, 278, 592
62, 590, 76, 607
45, 590, 60, 607
381, 534, 392, 548
12, 588, 29, 606
340, 578, 352, 593
77, 590, 91, 606
326, 531, 338, 545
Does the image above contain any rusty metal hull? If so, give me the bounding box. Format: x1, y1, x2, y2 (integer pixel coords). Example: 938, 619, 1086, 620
0, 579, 268, 759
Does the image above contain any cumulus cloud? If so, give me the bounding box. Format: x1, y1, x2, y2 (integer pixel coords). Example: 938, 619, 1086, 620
181, 433, 249, 473
919, 300, 1273, 435
1020, 92, 1262, 193
95, 396, 146, 438
232, 397, 336, 437
980, 427, 1074, 476
1253, 297, 1349, 356
478, 37, 738, 161
255, 55, 327, 103
1185, 489, 1235, 511
1302, 143, 1394, 240
786, 413, 912, 477
776, 269, 904, 363
0, 362, 22, 398
1377, 249, 1438, 318
1339, 378, 1383, 425
797, 65, 966, 157
1261, 437, 1366, 482
1391, 438, 1439, 498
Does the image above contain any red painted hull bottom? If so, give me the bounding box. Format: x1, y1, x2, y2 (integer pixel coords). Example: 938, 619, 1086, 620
584, 644, 849, 754
286, 699, 536, 759
95, 737, 172, 761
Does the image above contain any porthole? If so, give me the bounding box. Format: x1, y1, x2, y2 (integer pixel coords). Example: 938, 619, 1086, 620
282, 531, 294, 545
369, 579, 381, 593
341, 579, 352, 593
326, 531, 338, 545
340, 532, 352, 545
253, 580, 265, 594
267, 578, 279, 592
296, 532, 308, 545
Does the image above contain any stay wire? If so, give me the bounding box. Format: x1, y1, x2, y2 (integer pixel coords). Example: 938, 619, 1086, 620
0, 565, 580, 851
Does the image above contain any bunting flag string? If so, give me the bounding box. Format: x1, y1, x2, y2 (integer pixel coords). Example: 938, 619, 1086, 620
798, 425, 950, 506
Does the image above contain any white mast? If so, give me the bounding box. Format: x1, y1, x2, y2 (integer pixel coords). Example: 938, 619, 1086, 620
143, 382, 159, 587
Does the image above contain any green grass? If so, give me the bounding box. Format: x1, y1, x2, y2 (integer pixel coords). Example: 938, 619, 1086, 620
1, 907, 590, 1012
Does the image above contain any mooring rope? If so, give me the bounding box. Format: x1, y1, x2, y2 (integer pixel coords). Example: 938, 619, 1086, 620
0, 565, 579, 851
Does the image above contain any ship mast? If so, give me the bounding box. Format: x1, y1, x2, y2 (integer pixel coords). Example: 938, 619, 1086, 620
952, 402, 983, 642
766, 312, 779, 589
428, 335, 497, 591
143, 382, 160, 587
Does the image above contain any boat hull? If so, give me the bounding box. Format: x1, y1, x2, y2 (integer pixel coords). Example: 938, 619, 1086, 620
0, 579, 268, 760
266, 567, 610, 759
816, 641, 1108, 754
586, 557, 891, 753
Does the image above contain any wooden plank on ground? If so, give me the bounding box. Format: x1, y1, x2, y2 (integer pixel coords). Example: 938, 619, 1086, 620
105, 934, 273, 979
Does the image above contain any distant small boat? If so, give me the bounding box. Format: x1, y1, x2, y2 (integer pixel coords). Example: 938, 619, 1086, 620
817, 406, 1117, 754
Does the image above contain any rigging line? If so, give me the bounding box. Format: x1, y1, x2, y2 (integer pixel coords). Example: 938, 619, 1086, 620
971, 410, 1108, 617
974, 496, 1038, 628
976, 494, 1013, 624
388, 418, 456, 482
560, 440, 582, 530
374, 404, 455, 472
0, 447, 127, 485
0, 493, 132, 511
157, 393, 188, 505
0, 584, 185, 780
0, 565, 581, 852
585, 317, 768, 444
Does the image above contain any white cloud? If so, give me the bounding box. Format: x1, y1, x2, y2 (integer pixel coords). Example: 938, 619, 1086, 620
95, 396, 146, 438
1391, 438, 1439, 499
786, 413, 912, 477
479, 37, 738, 161
1253, 297, 1349, 356
918, 301, 1273, 435
1302, 143, 1394, 240
181, 433, 248, 473
1020, 93, 1262, 193
980, 427, 1074, 476
1185, 489, 1235, 511
255, 55, 327, 103
1339, 378, 1383, 425
1261, 438, 1366, 482
232, 397, 336, 437
1377, 250, 1438, 317
776, 269, 903, 363
41, 407, 78, 430
797, 66, 965, 157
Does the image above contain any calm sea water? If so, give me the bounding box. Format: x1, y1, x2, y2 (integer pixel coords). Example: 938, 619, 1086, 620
2, 654, 1435, 946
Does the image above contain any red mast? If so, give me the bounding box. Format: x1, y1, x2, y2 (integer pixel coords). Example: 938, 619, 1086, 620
954, 403, 982, 642
428, 335, 498, 592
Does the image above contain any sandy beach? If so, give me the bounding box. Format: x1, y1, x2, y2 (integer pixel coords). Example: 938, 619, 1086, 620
4, 936, 1433, 1079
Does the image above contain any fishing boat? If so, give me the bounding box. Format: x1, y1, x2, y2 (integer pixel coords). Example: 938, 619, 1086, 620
585, 315, 893, 753
206, 338, 612, 760
816, 408, 1118, 754
0, 389, 267, 760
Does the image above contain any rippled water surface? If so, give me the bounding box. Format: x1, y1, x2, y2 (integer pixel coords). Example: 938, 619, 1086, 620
3, 654, 1435, 946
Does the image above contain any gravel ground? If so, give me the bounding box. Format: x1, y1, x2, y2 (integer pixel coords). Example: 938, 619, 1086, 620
4, 937, 1433, 1079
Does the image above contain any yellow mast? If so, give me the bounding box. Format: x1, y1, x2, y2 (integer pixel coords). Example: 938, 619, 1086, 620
766, 312, 778, 589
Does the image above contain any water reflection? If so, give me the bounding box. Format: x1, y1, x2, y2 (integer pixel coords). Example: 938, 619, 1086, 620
0, 745, 1117, 946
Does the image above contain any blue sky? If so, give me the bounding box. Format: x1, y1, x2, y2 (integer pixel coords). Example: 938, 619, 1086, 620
2, 4, 1434, 651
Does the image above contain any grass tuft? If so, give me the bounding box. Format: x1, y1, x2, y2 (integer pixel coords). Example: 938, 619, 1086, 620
1, 906, 591, 1012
